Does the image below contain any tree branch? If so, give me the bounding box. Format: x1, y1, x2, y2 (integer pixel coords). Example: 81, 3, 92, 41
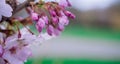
0, 0, 35, 23
13, 0, 35, 15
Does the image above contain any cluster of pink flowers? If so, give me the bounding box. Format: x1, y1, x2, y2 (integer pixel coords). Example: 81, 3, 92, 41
0, 32, 32, 64
0, 27, 53, 64
31, 0, 75, 36
0, 0, 75, 64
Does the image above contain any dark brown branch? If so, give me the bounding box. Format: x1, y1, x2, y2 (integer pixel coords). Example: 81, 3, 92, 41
13, 0, 35, 15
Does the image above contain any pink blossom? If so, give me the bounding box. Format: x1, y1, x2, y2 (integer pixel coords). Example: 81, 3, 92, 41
59, 16, 69, 26
0, 0, 75, 64
64, 11, 75, 19
36, 23, 42, 33
47, 25, 54, 36
58, 23, 64, 31
38, 33, 55, 41
14, 47, 32, 62
52, 17, 59, 24
20, 27, 38, 44
66, 0, 72, 7
36, 18, 45, 32
53, 28, 61, 36
49, 10, 57, 17
31, 12, 39, 21
0, 28, 37, 64
42, 16, 49, 24
2, 32, 33, 64
59, 0, 71, 7
2, 51, 24, 64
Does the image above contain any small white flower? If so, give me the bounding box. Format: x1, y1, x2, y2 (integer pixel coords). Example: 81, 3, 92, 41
0, 0, 13, 21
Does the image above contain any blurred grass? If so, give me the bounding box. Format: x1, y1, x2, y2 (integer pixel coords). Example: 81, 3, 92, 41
27, 23, 120, 64
63, 25, 120, 41
25, 58, 120, 64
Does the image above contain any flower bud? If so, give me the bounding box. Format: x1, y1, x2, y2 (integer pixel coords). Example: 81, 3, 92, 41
49, 10, 57, 17
59, 0, 71, 7
59, 16, 69, 25
52, 17, 59, 24
66, 0, 72, 7
64, 11, 75, 19
42, 16, 49, 24
54, 29, 61, 36
47, 25, 54, 36
31, 12, 39, 21
36, 18, 45, 32
58, 23, 64, 31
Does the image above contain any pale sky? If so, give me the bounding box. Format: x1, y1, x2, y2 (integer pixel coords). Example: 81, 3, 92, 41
19, 0, 117, 11
69, 0, 116, 11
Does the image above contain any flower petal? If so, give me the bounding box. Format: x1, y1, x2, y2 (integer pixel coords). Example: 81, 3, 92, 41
0, 4, 13, 17
15, 47, 32, 62
0, 0, 5, 4
2, 51, 24, 64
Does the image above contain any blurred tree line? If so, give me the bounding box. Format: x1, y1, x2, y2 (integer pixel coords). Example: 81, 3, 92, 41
68, 2, 120, 31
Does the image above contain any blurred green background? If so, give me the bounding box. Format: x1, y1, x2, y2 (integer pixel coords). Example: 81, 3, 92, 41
19, 0, 120, 64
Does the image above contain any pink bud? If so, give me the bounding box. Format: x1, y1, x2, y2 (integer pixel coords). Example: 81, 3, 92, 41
36, 18, 45, 32
38, 18, 45, 28
31, 12, 39, 21
60, 11, 65, 16
36, 23, 42, 33
54, 29, 61, 36
49, 10, 57, 17
59, 16, 69, 25
64, 11, 75, 19
42, 16, 49, 24
58, 23, 64, 31
52, 17, 59, 24
59, 0, 71, 7
66, 0, 71, 7
47, 25, 54, 36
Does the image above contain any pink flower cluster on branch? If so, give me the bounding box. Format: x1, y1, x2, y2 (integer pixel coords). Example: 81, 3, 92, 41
30, 0, 75, 36
0, 0, 75, 64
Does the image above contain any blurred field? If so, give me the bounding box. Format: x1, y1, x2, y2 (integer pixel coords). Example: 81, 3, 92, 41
22, 0, 120, 64
25, 58, 120, 64
26, 25, 120, 64
64, 25, 120, 41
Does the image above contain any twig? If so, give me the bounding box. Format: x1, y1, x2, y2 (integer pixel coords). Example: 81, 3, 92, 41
1, 0, 35, 22
13, 0, 35, 15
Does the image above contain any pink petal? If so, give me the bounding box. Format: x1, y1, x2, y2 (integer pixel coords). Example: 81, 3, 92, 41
2, 51, 24, 64
0, 4, 13, 17
15, 47, 32, 62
